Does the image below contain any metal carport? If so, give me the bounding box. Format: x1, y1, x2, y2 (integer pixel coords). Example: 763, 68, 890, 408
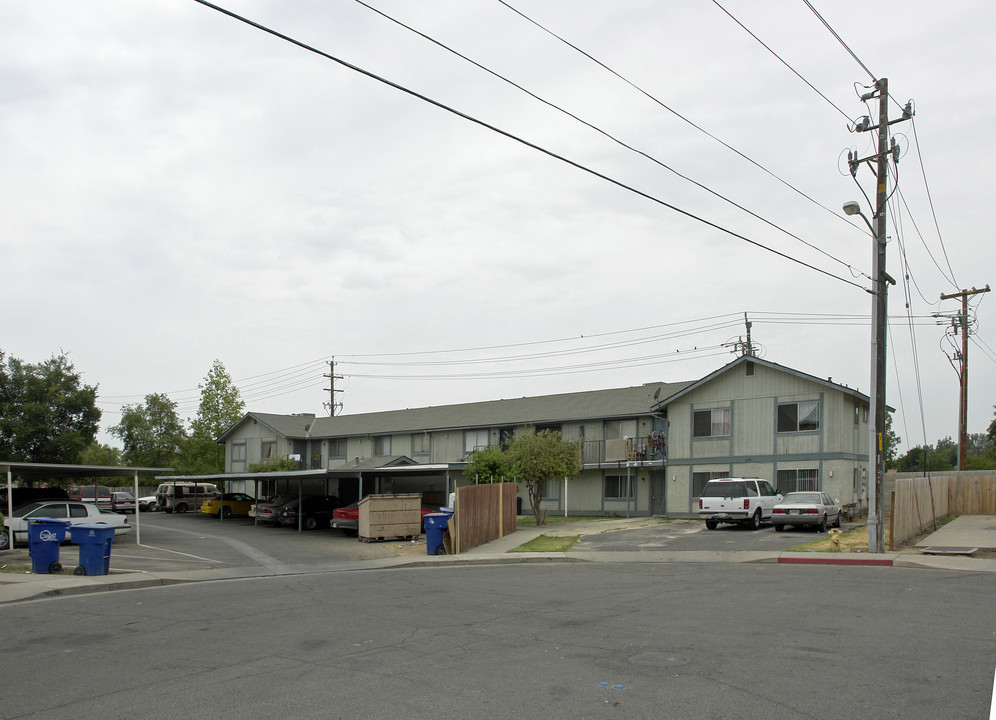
1, 461, 174, 545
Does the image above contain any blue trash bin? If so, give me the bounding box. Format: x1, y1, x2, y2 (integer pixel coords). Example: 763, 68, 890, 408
424, 513, 450, 556
69, 524, 116, 576
27, 518, 72, 574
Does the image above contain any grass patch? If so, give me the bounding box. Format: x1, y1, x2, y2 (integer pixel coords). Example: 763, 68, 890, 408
508, 534, 581, 553
516, 515, 615, 528
787, 525, 870, 553
0, 563, 31, 573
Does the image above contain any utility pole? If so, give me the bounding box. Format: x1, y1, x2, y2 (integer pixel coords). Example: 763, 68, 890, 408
323, 358, 344, 417
939, 285, 990, 469
846, 78, 910, 552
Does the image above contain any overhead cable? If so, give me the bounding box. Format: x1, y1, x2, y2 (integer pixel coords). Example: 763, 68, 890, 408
192, 0, 867, 292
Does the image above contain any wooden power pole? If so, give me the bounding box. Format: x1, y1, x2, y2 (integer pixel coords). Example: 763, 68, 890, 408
939, 285, 990, 469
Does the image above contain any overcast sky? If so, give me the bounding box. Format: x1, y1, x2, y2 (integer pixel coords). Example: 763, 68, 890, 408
2, 0, 994, 453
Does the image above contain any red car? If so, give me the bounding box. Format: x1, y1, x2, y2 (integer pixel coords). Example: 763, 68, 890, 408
331, 502, 438, 536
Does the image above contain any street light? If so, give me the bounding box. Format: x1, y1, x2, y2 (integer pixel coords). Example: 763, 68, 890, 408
844, 199, 887, 553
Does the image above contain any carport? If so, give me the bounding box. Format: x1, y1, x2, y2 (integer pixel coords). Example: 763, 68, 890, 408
154, 459, 463, 531
1, 461, 174, 545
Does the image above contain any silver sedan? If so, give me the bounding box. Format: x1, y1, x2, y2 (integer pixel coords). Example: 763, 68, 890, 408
772, 492, 842, 532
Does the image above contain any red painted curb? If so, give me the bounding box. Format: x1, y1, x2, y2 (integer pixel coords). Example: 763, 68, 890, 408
778, 556, 894, 567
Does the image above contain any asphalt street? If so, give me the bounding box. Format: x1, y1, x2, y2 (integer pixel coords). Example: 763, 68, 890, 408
0, 561, 992, 720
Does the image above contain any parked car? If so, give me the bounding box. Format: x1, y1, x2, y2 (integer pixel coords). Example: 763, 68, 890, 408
331, 501, 437, 536
200, 493, 256, 518
154, 481, 220, 513
276, 495, 341, 530
137, 495, 159, 512
1, 500, 130, 549
68, 485, 113, 511
111, 492, 137, 513
772, 492, 842, 532
698, 477, 782, 530
249, 494, 297, 524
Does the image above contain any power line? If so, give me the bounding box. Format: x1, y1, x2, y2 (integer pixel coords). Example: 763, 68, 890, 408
712, 0, 856, 120
352, 0, 866, 281
496, 0, 860, 228
193, 0, 868, 292
801, 0, 877, 81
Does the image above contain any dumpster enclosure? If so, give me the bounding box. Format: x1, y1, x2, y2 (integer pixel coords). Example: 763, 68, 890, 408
358, 493, 421, 542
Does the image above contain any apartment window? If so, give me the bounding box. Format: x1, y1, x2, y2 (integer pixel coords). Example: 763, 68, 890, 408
604, 474, 636, 500
692, 471, 728, 498
854, 406, 860, 425
464, 429, 489, 455
776, 469, 819, 494
328, 438, 346, 458
543, 479, 561, 499
605, 421, 623, 441
777, 401, 820, 433
693, 408, 730, 438
261, 441, 276, 460
373, 436, 391, 456
232, 443, 246, 462
412, 433, 430, 456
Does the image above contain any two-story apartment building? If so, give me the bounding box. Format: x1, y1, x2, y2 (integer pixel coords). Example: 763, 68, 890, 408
216, 356, 871, 517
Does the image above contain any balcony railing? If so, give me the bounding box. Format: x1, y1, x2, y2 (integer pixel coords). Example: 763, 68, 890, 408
581, 434, 666, 465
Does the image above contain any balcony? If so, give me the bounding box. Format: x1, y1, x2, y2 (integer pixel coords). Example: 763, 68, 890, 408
581, 435, 666, 468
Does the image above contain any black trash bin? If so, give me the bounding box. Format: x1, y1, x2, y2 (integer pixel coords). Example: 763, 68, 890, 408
27, 518, 72, 574
69, 524, 116, 576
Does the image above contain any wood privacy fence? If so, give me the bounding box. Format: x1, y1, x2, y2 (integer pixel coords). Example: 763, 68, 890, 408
450, 482, 518, 554
889, 472, 996, 550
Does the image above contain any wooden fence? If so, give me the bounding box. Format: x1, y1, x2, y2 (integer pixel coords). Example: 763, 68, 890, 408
888, 472, 996, 550
450, 482, 518, 554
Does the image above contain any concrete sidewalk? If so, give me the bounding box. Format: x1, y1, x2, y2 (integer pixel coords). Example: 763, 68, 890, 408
2, 515, 994, 605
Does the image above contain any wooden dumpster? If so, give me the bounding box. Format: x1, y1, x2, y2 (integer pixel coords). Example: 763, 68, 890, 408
358, 493, 421, 542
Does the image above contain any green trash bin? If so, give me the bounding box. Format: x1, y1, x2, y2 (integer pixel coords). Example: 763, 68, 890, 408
69, 524, 116, 576
27, 518, 71, 574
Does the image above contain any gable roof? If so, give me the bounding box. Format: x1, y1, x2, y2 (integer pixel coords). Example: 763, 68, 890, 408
219, 380, 694, 442
652, 355, 871, 410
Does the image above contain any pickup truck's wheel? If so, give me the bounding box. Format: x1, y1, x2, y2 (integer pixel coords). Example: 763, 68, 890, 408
303, 516, 317, 531
746, 510, 761, 530
819, 514, 828, 532
705, 519, 718, 530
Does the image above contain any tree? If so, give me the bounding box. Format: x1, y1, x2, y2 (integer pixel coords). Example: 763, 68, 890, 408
78, 442, 122, 467
182, 360, 245, 474
504, 429, 581, 526
110, 393, 186, 469
248, 458, 300, 473
0, 350, 101, 467
884, 412, 901, 463
465, 445, 510, 483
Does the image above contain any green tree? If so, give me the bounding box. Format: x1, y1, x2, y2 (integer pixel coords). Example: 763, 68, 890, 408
884, 412, 901, 463
505, 429, 581, 526
465, 445, 510, 483
182, 360, 245, 474
110, 393, 186, 469
248, 458, 300, 473
0, 350, 100, 467
78, 442, 122, 467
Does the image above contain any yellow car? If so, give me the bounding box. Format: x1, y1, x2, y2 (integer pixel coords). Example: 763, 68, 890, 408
200, 493, 256, 518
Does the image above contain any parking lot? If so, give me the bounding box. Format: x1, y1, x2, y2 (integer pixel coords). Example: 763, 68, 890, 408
104, 509, 426, 573
574, 517, 849, 553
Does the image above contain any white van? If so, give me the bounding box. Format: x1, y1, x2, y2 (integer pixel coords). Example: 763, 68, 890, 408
155, 482, 220, 514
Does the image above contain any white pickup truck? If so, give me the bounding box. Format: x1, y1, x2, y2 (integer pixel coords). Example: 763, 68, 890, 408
698, 477, 782, 530
1, 499, 130, 548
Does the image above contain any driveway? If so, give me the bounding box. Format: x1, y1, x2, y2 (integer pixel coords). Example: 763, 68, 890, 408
573, 518, 843, 553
